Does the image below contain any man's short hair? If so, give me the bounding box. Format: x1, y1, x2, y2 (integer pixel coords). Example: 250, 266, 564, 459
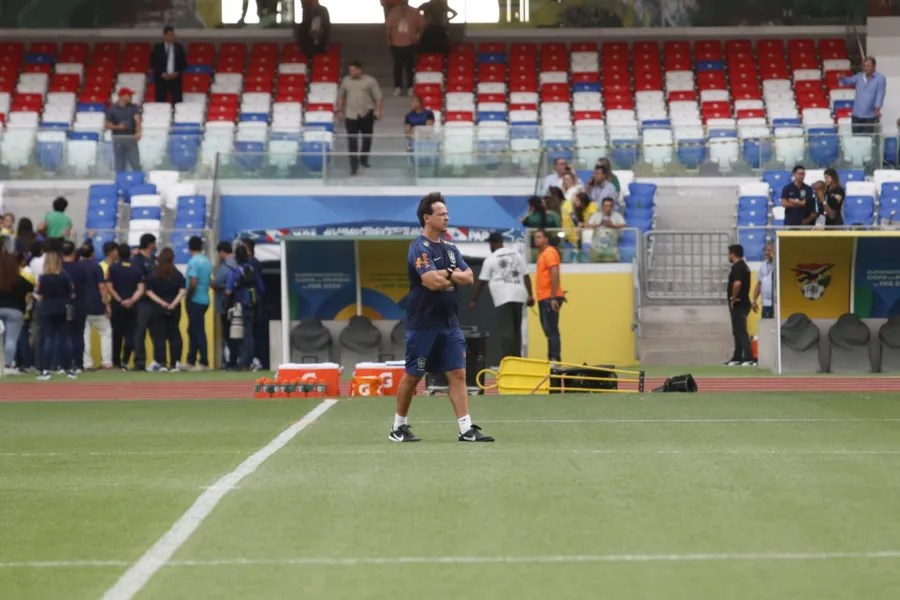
417, 192, 445, 226
43, 238, 62, 253
601, 197, 615, 205
139, 233, 157, 249
188, 236, 203, 252
487, 232, 504, 245
554, 157, 566, 165
865, 56, 876, 66
118, 243, 131, 259
216, 241, 233, 254
61, 240, 77, 257
594, 164, 609, 176
243, 238, 255, 252
52, 197, 68, 213
728, 244, 745, 258
163, 25, 174, 34
80, 244, 95, 259
349, 59, 363, 69
102, 241, 118, 256
792, 165, 805, 174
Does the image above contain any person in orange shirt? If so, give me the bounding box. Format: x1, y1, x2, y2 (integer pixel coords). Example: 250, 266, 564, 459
534, 229, 563, 361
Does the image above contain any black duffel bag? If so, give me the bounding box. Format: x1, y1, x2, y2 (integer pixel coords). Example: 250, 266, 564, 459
550, 364, 618, 394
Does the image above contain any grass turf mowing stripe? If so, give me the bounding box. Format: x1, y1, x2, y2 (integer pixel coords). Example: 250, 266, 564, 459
5, 551, 900, 569
99, 399, 338, 600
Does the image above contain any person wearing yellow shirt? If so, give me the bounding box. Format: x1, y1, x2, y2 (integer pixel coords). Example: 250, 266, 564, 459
560, 191, 598, 259
0, 212, 15, 237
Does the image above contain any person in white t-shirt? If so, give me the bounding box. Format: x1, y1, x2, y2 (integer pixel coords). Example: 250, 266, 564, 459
469, 233, 534, 359
587, 198, 627, 262
752, 242, 774, 318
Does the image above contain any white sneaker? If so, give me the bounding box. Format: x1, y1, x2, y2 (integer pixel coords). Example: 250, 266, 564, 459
725, 361, 741, 366
67, 371, 78, 380
191, 364, 209, 372
741, 361, 758, 367
4, 367, 21, 376
393, 87, 402, 97
172, 362, 185, 372
36, 371, 51, 381
147, 362, 162, 373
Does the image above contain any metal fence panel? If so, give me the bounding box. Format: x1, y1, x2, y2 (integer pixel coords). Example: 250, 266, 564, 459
641, 230, 733, 302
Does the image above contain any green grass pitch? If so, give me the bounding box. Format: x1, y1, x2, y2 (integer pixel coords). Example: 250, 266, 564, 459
2, 393, 900, 599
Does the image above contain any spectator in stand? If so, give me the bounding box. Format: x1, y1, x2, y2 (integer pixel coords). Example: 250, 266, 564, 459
542, 158, 581, 194
596, 158, 621, 196
726, 244, 754, 366
469, 232, 534, 359
544, 186, 565, 217
239, 0, 279, 25
404, 95, 435, 150
418, 0, 457, 55
587, 197, 627, 263
15, 251, 36, 373
585, 164, 618, 208
386, 0, 424, 97
0, 213, 14, 236
561, 171, 583, 203
105, 88, 142, 173
561, 191, 596, 249
185, 236, 213, 371
0, 251, 33, 374
80, 244, 112, 371
213, 241, 239, 369
131, 234, 160, 372
533, 229, 563, 362
752, 242, 775, 319
821, 168, 845, 227
108, 243, 144, 370
295, 0, 331, 57
39, 197, 73, 240
336, 60, 383, 176
781, 165, 816, 228
243, 239, 265, 371
61, 241, 88, 373
145, 247, 187, 372
150, 27, 187, 104
34, 250, 76, 380
839, 57, 886, 136
15, 218, 41, 256
521, 196, 562, 262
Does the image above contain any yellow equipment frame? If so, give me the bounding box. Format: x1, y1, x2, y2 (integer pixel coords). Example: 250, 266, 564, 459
476, 357, 645, 395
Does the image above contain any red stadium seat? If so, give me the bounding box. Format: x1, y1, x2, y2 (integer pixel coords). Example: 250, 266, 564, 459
571, 72, 599, 84
188, 43, 216, 65
663, 40, 691, 54
93, 42, 121, 58
445, 111, 474, 122
60, 42, 89, 63
275, 91, 305, 103
183, 74, 210, 94
540, 89, 570, 103
509, 102, 537, 111
601, 42, 629, 58
450, 42, 475, 55
446, 79, 475, 93
306, 103, 334, 113
736, 108, 765, 120
757, 39, 784, 54
29, 41, 57, 56
825, 70, 852, 89
477, 93, 505, 104
22, 63, 53, 74
724, 40, 752, 55
695, 40, 722, 60
633, 41, 659, 56
416, 83, 442, 97
605, 93, 634, 110
510, 42, 538, 56
478, 42, 505, 54
731, 81, 761, 98
210, 93, 239, 106
574, 110, 603, 122
570, 41, 598, 52
281, 44, 307, 63
668, 90, 696, 102
790, 56, 820, 71
49, 74, 80, 93
835, 107, 853, 120
421, 95, 441, 110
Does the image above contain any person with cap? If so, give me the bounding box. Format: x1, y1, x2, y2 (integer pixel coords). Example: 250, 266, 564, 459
469, 232, 534, 359
105, 88, 142, 172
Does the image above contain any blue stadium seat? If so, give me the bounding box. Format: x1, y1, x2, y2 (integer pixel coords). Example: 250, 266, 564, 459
629, 216, 653, 233
839, 169, 865, 183
737, 208, 768, 227
25, 53, 54, 64
477, 140, 508, 170
174, 212, 206, 230
543, 140, 574, 163
88, 184, 119, 206
626, 207, 654, 222
177, 195, 207, 213
185, 64, 213, 75
742, 137, 772, 169
478, 53, 506, 64
611, 139, 640, 169
116, 171, 145, 197
130, 205, 161, 221
625, 194, 654, 210
629, 182, 657, 197
832, 100, 853, 111
69, 131, 100, 142
128, 183, 158, 197
844, 196, 875, 225
762, 170, 791, 198
411, 139, 439, 169
885, 137, 899, 166
76, 103, 106, 113
234, 140, 265, 171
772, 118, 802, 127
641, 119, 671, 129
738, 196, 768, 212
696, 60, 725, 71
239, 113, 269, 123
619, 229, 638, 262
477, 111, 506, 123
37, 140, 65, 171
89, 231, 116, 249
85, 206, 117, 229
300, 141, 331, 172
880, 182, 900, 201
509, 124, 540, 140
677, 139, 707, 169
738, 230, 766, 261
168, 137, 200, 171
573, 82, 601, 93
879, 195, 900, 222
171, 239, 193, 264
40, 122, 69, 130
807, 127, 839, 167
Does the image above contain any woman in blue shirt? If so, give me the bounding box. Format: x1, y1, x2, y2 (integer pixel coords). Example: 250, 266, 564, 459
145, 248, 187, 372
404, 95, 436, 152
34, 252, 75, 380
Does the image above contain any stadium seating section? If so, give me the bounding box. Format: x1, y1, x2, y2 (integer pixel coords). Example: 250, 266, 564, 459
0, 37, 890, 174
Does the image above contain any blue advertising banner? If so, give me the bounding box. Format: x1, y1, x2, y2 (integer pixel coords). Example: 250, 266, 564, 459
852, 238, 900, 318
285, 240, 357, 320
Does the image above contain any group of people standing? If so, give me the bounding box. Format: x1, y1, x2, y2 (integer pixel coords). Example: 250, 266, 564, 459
0, 232, 266, 379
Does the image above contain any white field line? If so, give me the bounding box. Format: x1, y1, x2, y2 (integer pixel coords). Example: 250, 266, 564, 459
327, 418, 900, 425
99, 398, 338, 600
4, 551, 900, 570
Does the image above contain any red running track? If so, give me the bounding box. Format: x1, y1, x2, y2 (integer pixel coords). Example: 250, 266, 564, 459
3, 377, 900, 401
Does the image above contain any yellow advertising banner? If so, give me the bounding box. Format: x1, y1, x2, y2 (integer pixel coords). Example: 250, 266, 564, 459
777, 236, 854, 319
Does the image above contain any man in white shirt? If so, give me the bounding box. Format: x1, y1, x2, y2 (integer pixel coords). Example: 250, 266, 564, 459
588, 198, 627, 262
752, 242, 775, 319
469, 233, 534, 359
542, 158, 581, 194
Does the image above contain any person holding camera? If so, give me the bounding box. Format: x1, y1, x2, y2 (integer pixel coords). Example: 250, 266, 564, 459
225, 244, 264, 371
585, 164, 619, 210
144, 248, 186, 372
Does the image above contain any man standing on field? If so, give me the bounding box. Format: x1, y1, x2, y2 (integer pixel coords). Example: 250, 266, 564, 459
389, 192, 495, 443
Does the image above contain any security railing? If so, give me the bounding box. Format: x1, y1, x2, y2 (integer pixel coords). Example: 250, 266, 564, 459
68, 228, 217, 264
2, 127, 894, 183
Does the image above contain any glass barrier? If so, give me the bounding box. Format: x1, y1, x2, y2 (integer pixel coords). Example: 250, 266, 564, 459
523, 226, 642, 265
3, 127, 895, 183
69, 228, 217, 264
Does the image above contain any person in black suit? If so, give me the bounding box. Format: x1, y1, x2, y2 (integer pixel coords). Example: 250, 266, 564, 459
151, 26, 187, 105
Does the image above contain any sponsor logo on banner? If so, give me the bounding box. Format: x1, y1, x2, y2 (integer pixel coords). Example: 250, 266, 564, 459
852, 238, 900, 318
778, 237, 853, 318
239, 226, 522, 244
